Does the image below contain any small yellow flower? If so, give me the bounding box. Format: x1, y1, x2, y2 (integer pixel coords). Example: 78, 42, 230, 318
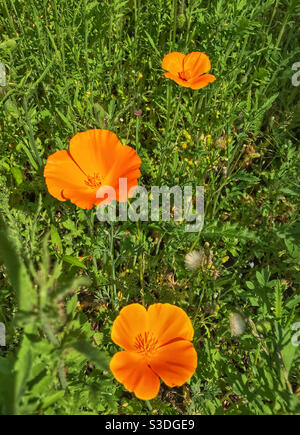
188, 160, 193, 165
138, 73, 143, 79
182, 142, 187, 149
227, 138, 232, 143
183, 130, 191, 140
86, 91, 91, 96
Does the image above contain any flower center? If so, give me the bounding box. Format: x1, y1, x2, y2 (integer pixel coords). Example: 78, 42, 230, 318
84, 173, 102, 189
178, 70, 192, 81
134, 331, 158, 356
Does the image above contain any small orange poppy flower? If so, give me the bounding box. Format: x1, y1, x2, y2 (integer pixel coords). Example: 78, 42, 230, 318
44, 129, 141, 209
162, 51, 216, 89
110, 303, 197, 400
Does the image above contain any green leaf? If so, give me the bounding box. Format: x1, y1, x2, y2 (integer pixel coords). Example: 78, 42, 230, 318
14, 336, 33, 413
246, 281, 255, 290
66, 294, 78, 317
11, 167, 23, 185
144, 30, 161, 57
62, 255, 87, 269
0, 219, 36, 312
42, 390, 65, 409
274, 281, 283, 321
275, 323, 297, 375
72, 340, 109, 371
50, 224, 63, 253
4, 99, 20, 118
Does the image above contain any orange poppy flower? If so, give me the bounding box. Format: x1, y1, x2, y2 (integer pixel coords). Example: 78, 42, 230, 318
110, 303, 197, 400
44, 129, 141, 209
162, 51, 216, 89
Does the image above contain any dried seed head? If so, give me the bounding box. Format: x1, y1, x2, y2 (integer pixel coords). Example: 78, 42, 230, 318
229, 312, 246, 336
184, 250, 202, 272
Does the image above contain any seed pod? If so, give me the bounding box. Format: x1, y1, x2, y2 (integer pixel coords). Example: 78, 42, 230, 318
177, 13, 186, 30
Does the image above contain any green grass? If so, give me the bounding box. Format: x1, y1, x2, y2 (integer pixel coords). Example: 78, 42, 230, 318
0, 0, 299, 415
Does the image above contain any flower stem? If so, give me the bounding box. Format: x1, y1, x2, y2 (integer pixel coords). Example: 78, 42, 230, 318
110, 221, 118, 309
87, 210, 99, 284
166, 82, 172, 132
135, 114, 140, 155
136, 220, 145, 304
172, 0, 178, 49
190, 229, 202, 252
145, 400, 153, 412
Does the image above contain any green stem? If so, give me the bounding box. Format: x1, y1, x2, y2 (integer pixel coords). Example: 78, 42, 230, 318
134, 0, 139, 57
87, 210, 99, 283
145, 399, 153, 412
136, 220, 144, 304
275, 3, 291, 49
83, 0, 89, 83
189, 229, 202, 252
110, 222, 118, 308
136, 114, 140, 155
166, 82, 172, 132
171, 88, 183, 131
23, 96, 43, 169
172, 0, 178, 49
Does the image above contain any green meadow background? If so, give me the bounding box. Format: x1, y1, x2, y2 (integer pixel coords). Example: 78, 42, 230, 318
0, 0, 299, 415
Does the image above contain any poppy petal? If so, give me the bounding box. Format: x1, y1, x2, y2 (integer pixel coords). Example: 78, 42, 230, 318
148, 303, 194, 346
163, 72, 192, 88
110, 351, 160, 400
61, 186, 102, 209
150, 340, 197, 387
102, 144, 141, 192
189, 74, 216, 90
183, 52, 211, 77
111, 304, 148, 351
162, 52, 185, 75
43, 150, 87, 202
69, 129, 120, 177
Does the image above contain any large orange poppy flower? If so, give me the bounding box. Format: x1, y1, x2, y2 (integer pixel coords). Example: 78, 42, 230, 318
110, 303, 197, 400
43, 129, 141, 209
162, 51, 216, 89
